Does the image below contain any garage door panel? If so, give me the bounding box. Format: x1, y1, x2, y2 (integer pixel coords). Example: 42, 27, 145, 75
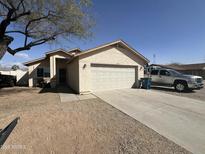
91, 66, 137, 91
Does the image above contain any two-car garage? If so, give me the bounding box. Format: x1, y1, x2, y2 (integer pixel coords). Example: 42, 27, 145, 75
90, 64, 137, 91
76, 40, 149, 94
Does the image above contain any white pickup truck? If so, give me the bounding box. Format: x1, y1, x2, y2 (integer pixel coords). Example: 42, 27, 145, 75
150, 68, 203, 92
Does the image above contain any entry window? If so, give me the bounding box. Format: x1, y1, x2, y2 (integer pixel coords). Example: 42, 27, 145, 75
37, 68, 44, 77
151, 70, 159, 75
44, 68, 50, 77
160, 70, 170, 76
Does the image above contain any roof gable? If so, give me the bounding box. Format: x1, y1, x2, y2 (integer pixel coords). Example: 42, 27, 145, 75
76, 40, 149, 63
24, 49, 73, 66
45, 48, 72, 56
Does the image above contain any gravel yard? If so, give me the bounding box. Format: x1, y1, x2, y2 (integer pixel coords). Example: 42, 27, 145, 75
0, 87, 191, 154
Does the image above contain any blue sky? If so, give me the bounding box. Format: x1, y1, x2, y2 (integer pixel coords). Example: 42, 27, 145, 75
1, 0, 205, 67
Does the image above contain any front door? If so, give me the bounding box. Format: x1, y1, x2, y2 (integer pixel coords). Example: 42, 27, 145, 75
59, 69, 66, 83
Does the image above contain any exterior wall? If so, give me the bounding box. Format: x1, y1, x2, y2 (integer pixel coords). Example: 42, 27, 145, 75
78, 46, 147, 93
49, 52, 71, 87
27, 51, 71, 87
28, 58, 50, 87
66, 57, 79, 93
0, 70, 28, 86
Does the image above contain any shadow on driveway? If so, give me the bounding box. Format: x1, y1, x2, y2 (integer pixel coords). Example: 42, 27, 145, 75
151, 86, 196, 93
151, 85, 205, 101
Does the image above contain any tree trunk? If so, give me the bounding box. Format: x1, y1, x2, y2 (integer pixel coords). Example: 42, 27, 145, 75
0, 36, 13, 60
0, 42, 8, 60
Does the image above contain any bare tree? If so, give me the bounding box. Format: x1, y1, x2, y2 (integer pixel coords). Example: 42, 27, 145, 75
0, 0, 93, 59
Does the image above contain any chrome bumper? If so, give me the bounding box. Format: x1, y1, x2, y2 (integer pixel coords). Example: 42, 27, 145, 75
188, 83, 204, 89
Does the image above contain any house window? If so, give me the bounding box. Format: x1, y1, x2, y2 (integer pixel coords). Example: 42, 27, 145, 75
44, 68, 50, 77
37, 68, 44, 77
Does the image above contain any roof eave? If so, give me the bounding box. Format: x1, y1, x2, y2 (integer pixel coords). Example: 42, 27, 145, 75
24, 48, 75, 66
45, 48, 72, 56
118, 40, 150, 63
23, 57, 45, 66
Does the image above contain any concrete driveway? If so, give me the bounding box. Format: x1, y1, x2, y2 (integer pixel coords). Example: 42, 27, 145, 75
94, 89, 205, 154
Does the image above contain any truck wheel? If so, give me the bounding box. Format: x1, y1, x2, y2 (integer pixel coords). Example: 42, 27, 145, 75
174, 81, 187, 92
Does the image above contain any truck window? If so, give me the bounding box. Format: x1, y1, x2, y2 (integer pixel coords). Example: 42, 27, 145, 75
160, 70, 170, 76
151, 70, 159, 75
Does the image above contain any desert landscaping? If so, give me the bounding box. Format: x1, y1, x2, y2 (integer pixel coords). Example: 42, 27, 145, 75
0, 87, 191, 154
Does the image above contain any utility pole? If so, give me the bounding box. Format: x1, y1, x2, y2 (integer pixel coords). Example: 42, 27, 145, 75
153, 54, 156, 64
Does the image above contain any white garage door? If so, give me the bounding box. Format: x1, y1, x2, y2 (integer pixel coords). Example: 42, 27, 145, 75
91, 65, 137, 91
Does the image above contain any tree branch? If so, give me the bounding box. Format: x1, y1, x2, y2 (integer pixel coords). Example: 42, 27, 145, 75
5, 30, 28, 35
7, 36, 56, 55
7, 1, 15, 9
10, 11, 31, 21
23, 12, 52, 46
17, 0, 25, 10
25, 12, 52, 29
0, 1, 10, 10
0, 8, 15, 37
0, 0, 29, 39
29, 36, 55, 46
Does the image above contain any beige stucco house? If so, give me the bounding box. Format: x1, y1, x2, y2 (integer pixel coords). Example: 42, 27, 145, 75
24, 40, 149, 94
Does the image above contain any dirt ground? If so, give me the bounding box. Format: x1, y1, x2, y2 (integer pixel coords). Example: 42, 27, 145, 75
151, 82, 205, 102
0, 87, 191, 154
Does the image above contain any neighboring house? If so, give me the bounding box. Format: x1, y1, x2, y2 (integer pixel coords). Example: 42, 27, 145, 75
24, 40, 149, 94
150, 63, 205, 79
0, 69, 28, 86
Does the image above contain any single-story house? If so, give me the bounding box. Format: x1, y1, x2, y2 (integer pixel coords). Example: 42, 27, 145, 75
24, 40, 149, 94
150, 63, 205, 79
